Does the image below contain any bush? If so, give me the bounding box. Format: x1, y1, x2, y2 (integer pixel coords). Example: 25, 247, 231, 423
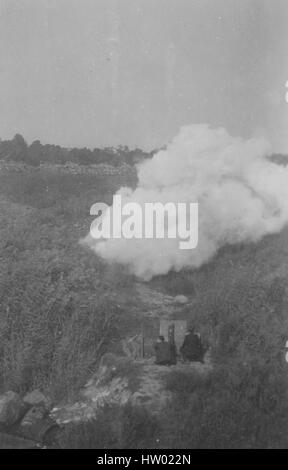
58, 403, 159, 449
159, 362, 288, 448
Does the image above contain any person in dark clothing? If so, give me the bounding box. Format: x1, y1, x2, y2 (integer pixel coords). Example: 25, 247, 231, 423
180, 327, 204, 363
154, 335, 174, 365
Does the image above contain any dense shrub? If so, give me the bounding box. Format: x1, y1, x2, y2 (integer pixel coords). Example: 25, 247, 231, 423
58, 403, 159, 449
0, 134, 153, 167
0, 169, 136, 400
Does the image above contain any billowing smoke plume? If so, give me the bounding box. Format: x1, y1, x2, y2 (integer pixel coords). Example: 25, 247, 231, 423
84, 124, 288, 280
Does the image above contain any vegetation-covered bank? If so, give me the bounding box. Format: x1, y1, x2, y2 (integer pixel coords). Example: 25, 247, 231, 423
1, 155, 288, 447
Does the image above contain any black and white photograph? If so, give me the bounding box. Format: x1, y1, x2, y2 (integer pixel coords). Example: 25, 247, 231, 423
0, 0, 288, 451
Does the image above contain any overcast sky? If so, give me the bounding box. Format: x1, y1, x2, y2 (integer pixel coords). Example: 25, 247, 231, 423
0, 0, 288, 151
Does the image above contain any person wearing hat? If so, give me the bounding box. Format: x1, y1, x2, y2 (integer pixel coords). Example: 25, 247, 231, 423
180, 326, 204, 363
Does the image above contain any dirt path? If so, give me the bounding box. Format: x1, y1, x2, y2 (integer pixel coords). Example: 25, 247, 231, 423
50, 356, 212, 425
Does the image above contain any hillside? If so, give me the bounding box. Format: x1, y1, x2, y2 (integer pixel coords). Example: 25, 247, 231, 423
1, 156, 288, 448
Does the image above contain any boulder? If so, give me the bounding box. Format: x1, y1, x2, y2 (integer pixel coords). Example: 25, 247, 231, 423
0, 391, 25, 426
173, 295, 188, 304
23, 390, 51, 410
21, 404, 47, 427
20, 403, 59, 444
20, 415, 57, 443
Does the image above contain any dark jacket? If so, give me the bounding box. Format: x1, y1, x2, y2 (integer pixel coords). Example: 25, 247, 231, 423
180, 332, 204, 362
154, 341, 173, 365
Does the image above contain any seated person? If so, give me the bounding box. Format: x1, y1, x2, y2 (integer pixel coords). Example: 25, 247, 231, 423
154, 335, 175, 366
180, 327, 204, 363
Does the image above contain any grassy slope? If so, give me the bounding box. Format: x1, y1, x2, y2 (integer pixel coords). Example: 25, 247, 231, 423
1, 164, 288, 446
1, 165, 288, 383
0, 167, 141, 399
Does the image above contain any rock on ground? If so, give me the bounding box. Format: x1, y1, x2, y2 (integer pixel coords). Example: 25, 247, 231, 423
0, 391, 26, 427
173, 295, 189, 304
23, 390, 51, 410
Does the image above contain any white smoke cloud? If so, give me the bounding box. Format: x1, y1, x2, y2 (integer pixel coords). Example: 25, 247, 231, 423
84, 124, 288, 280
